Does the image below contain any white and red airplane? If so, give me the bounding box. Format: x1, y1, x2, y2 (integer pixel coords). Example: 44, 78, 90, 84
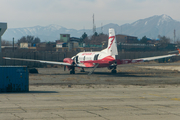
3, 28, 180, 75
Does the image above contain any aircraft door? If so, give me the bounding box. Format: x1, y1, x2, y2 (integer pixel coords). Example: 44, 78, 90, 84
94, 54, 99, 60
75, 56, 79, 64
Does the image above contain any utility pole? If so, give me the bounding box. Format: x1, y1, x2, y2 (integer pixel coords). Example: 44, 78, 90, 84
13, 37, 14, 52
174, 29, 176, 44
101, 23, 103, 34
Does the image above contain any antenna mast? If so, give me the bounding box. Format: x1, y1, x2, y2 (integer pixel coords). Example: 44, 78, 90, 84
101, 23, 103, 34
174, 29, 176, 43
93, 14, 96, 34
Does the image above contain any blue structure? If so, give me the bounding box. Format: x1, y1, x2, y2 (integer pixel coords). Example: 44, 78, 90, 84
0, 66, 29, 92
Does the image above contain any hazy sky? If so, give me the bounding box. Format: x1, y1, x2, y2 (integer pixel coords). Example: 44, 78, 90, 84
0, 0, 179, 29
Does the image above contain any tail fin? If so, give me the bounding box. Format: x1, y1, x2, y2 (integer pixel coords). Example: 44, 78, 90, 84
107, 28, 118, 56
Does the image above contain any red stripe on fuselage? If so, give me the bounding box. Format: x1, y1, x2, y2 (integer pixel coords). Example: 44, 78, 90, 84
82, 56, 115, 68
102, 55, 115, 61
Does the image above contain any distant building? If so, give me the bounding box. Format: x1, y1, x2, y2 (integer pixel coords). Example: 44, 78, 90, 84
60, 34, 70, 42
56, 42, 67, 48
36, 42, 56, 51
20, 43, 31, 48
56, 36, 80, 51
68, 37, 80, 51
116, 34, 138, 43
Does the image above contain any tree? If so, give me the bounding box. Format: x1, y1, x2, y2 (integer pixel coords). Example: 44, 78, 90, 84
84, 33, 108, 46
17, 35, 41, 46
158, 35, 170, 44
1, 40, 12, 46
175, 38, 180, 46
82, 32, 87, 40
158, 35, 171, 48
26, 35, 34, 44
80, 32, 88, 43
93, 32, 98, 37
17, 36, 27, 44
139, 36, 148, 44
33, 37, 41, 45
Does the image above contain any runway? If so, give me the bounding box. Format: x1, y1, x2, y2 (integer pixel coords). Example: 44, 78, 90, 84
1, 85, 180, 120
1, 62, 180, 120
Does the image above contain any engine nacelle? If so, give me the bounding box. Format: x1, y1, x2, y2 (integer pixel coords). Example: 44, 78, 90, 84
63, 58, 74, 65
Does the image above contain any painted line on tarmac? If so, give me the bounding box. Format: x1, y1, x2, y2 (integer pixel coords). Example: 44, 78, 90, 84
148, 94, 180, 101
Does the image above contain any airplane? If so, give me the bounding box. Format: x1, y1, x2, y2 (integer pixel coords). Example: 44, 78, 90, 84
3, 28, 180, 75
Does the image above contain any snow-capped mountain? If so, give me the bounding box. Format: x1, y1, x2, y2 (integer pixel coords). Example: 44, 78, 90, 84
2, 14, 180, 41
2, 24, 80, 41
119, 14, 180, 39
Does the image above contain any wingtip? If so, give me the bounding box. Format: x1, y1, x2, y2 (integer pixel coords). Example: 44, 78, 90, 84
3, 57, 10, 59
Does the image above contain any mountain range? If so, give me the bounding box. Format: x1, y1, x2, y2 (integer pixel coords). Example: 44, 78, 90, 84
2, 14, 180, 41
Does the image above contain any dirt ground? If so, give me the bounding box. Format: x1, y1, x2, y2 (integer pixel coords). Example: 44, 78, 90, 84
29, 61, 180, 87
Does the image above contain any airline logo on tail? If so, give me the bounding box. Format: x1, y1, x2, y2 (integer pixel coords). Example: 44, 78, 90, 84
108, 36, 115, 50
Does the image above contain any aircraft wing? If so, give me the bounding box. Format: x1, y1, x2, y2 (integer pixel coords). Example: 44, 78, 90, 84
3, 57, 97, 68
134, 53, 179, 61
135, 49, 180, 62
116, 52, 180, 65
3, 57, 72, 66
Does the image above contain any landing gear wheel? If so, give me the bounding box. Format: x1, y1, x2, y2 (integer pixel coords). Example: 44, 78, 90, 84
70, 67, 75, 74
80, 68, 85, 72
111, 69, 117, 74
70, 70, 75, 74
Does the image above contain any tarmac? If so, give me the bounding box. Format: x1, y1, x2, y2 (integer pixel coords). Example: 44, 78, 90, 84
1, 62, 180, 120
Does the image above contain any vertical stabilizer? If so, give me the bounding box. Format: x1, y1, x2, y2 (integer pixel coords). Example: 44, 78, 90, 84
107, 28, 118, 56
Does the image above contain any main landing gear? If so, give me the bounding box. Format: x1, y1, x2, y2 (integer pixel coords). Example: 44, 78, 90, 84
111, 69, 117, 74
80, 68, 85, 72
109, 66, 117, 74
70, 67, 75, 74
69, 62, 76, 74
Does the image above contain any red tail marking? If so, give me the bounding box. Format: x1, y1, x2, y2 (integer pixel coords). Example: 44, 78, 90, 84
178, 48, 180, 54
108, 36, 115, 50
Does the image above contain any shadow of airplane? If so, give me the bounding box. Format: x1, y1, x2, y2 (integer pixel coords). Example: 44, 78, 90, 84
37, 71, 162, 78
